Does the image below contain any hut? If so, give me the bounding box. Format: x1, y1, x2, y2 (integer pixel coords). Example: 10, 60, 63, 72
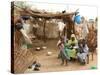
11, 2, 76, 73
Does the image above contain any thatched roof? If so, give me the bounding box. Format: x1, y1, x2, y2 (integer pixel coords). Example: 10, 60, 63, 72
14, 4, 75, 19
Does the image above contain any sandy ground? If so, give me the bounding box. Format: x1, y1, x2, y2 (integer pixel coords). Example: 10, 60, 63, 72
25, 39, 97, 73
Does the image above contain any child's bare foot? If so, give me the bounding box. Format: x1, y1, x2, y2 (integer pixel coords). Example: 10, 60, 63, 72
65, 61, 68, 66
65, 64, 68, 66
61, 62, 64, 65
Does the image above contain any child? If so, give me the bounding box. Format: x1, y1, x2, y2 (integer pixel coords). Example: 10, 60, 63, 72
57, 37, 68, 65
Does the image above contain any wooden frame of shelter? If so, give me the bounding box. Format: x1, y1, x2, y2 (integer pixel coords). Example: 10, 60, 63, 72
30, 11, 75, 41
14, 4, 76, 41
11, 2, 76, 73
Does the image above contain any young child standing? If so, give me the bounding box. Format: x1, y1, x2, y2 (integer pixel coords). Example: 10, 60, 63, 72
57, 37, 68, 65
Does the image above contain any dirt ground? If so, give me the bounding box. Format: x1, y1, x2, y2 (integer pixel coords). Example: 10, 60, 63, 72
25, 39, 97, 73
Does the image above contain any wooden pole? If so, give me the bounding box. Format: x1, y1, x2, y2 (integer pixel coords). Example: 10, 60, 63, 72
43, 19, 46, 42
72, 21, 75, 34
66, 20, 75, 39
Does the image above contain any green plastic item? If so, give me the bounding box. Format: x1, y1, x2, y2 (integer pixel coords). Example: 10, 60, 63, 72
90, 66, 97, 69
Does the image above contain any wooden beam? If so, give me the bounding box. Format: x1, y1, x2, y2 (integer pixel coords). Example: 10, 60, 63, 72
14, 4, 75, 19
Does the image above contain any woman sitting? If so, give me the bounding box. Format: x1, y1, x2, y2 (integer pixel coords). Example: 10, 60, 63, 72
77, 39, 89, 65
64, 34, 78, 61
